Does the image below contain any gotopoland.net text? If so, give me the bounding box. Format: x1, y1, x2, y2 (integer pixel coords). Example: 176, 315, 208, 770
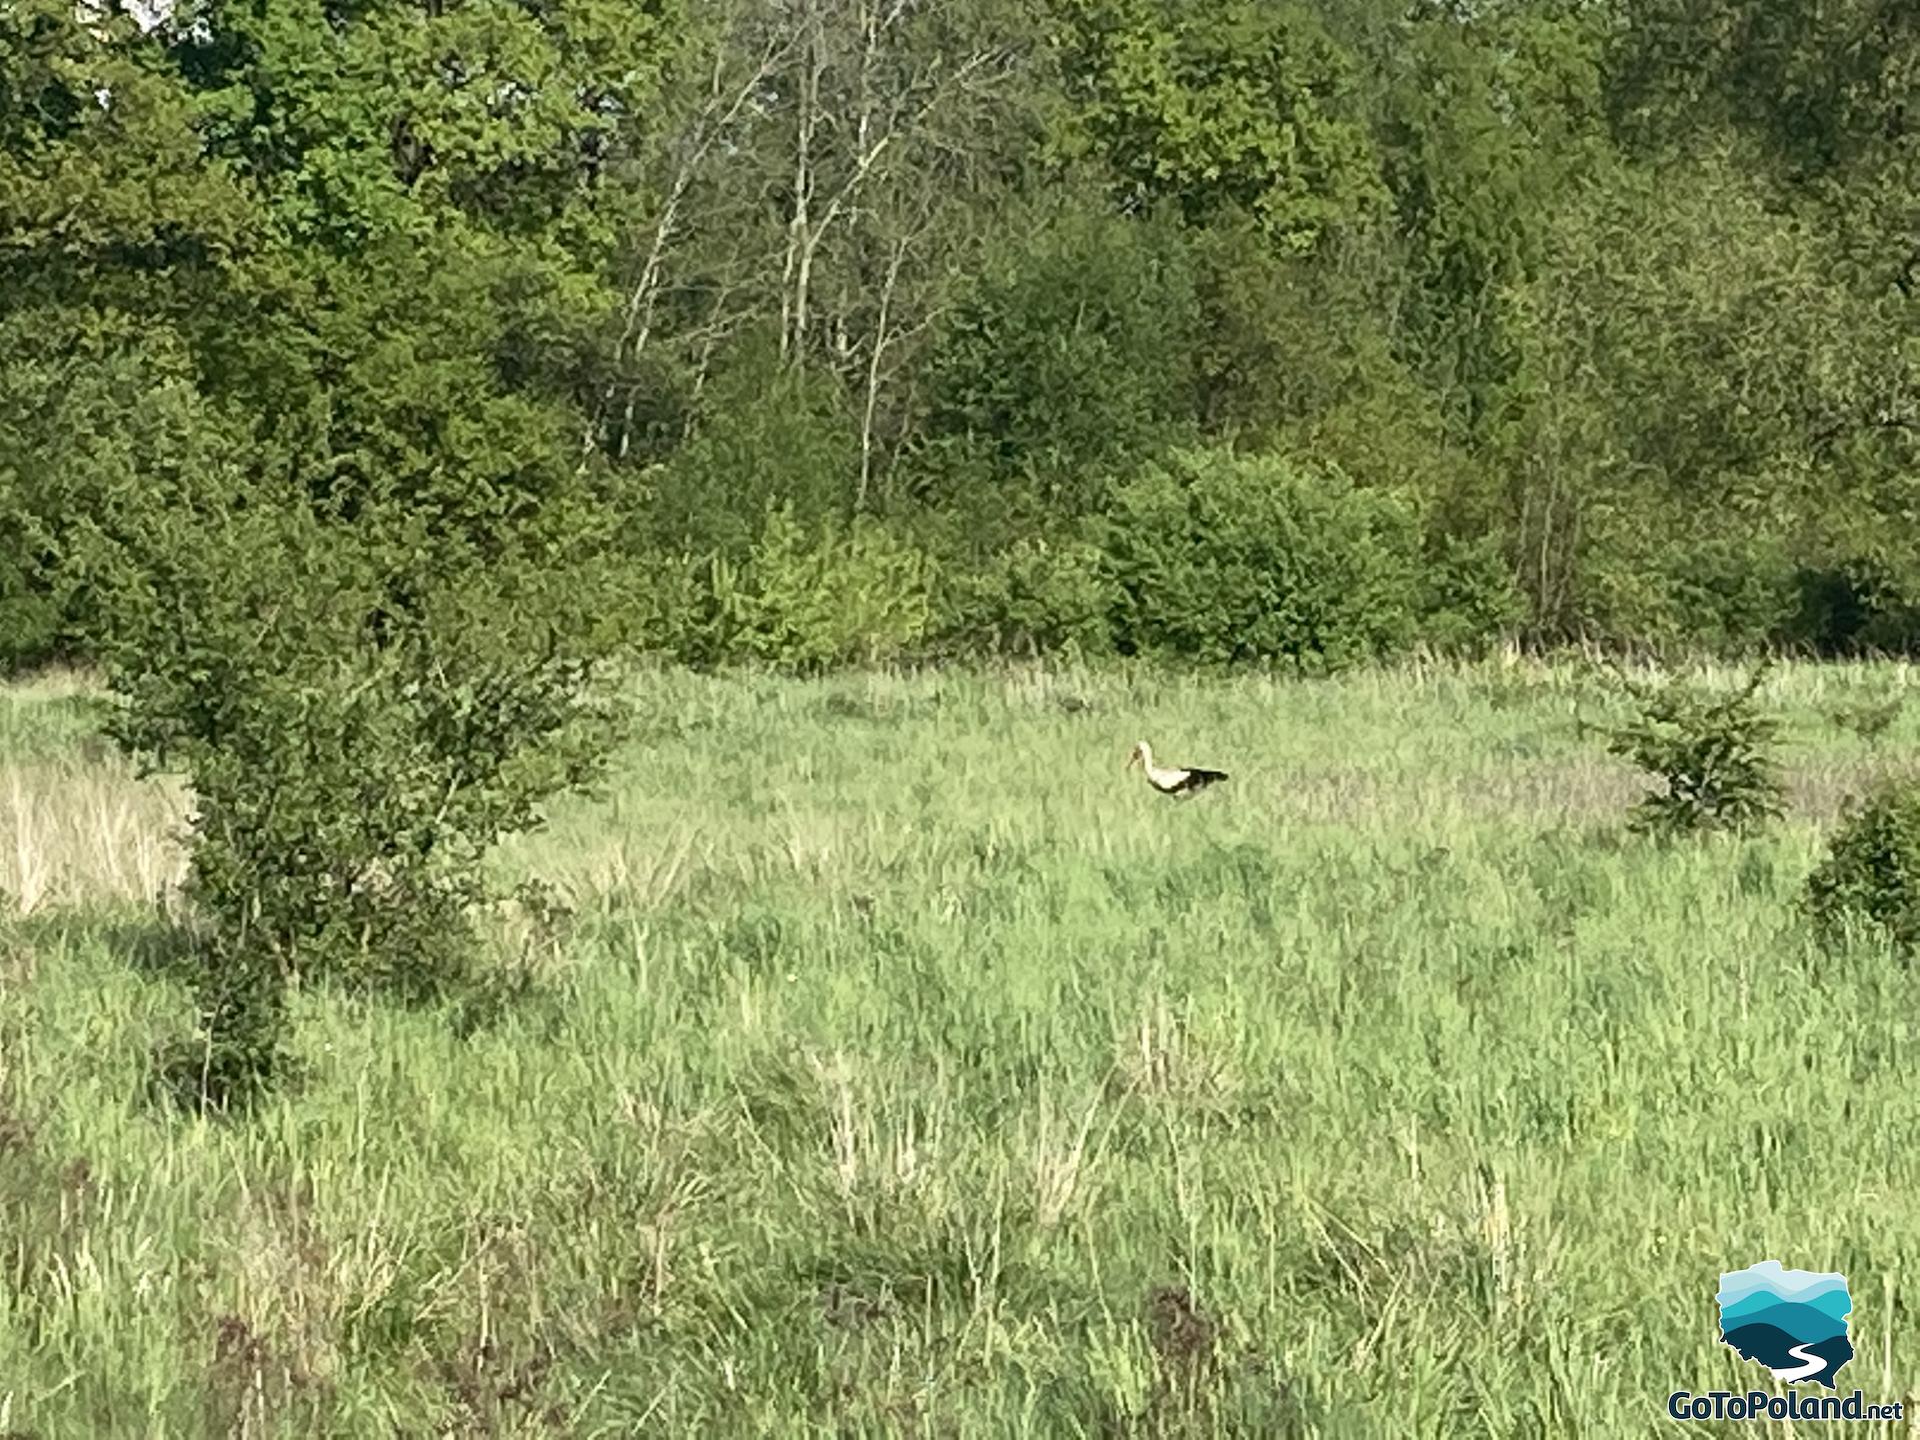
1667, 1391, 1905, 1422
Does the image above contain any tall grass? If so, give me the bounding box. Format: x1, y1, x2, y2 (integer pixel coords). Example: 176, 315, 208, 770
2, 660, 1918, 1436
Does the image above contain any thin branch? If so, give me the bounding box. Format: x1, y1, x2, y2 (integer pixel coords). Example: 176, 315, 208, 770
583, 22, 791, 461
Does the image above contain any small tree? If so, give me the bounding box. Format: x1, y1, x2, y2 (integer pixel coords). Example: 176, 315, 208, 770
671, 505, 935, 672
1101, 449, 1421, 670
1805, 782, 1920, 954
1603, 665, 1784, 836
83, 474, 619, 1111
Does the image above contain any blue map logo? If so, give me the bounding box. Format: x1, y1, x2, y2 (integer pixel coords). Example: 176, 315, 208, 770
1718, 1261, 1854, 1391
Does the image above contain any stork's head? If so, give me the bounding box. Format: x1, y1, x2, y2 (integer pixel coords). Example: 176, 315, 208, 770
1125, 740, 1150, 771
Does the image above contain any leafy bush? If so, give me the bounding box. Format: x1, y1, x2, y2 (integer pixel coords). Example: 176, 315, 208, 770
913, 206, 1199, 518
934, 535, 1117, 659
635, 345, 859, 562
1783, 557, 1920, 657
739, 508, 935, 670
1805, 782, 1920, 953
1101, 449, 1421, 669
0, 317, 217, 672
1602, 666, 1784, 836
1417, 531, 1526, 654
661, 506, 936, 672
1660, 533, 1799, 656
0, 563, 65, 676
84, 475, 619, 1110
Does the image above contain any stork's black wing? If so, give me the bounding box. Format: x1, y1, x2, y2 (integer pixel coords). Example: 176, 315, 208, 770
1170, 767, 1228, 794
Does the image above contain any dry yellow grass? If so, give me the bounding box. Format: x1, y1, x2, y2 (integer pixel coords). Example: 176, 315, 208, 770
0, 756, 186, 915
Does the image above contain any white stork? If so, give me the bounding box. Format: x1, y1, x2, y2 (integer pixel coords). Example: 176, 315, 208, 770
1125, 740, 1229, 797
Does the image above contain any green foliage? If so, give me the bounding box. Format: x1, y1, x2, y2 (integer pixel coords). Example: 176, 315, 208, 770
1378, 8, 1607, 431
1609, 0, 1920, 188
170, 0, 678, 253
1782, 553, 1920, 657
11, 0, 1920, 683
0, 315, 224, 671
0, 0, 654, 1107
1602, 667, 1785, 836
1102, 449, 1421, 669
662, 507, 936, 673
1806, 781, 1920, 953
85, 481, 617, 1109
1417, 531, 1526, 654
913, 206, 1199, 520
0, 0, 257, 281
638, 346, 860, 560
1495, 152, 1919, 648
1184, 217, 1445, 463
1049, 0, 1387, 250
732, 509, 936, 672
934, 534, 1118, 659
1659, 534, 1800, 656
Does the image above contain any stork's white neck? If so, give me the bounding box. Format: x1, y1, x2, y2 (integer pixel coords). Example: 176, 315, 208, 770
1135, 742, 1185, 789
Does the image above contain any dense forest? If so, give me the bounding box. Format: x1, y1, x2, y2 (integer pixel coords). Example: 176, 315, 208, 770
4, 0, 1919, 675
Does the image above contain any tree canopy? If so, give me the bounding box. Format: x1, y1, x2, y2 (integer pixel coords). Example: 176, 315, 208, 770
5, 0, 1920, 669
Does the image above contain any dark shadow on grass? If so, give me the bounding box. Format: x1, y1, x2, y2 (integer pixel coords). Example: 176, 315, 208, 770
2, 907, 273, 1118
25, 886, 572, 1120
8, 903, 206, 985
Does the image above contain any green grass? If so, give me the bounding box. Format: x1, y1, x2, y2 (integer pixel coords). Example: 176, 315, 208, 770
3, 660, 1919, 1436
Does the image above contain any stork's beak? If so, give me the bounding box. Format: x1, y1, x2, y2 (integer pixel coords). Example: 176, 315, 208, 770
1123, 748, 1139, 771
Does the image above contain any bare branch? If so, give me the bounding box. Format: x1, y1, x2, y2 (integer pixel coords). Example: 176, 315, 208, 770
583, 16, 794, 462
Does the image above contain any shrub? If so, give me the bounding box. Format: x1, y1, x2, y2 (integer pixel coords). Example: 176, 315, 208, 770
913, 205, 1199, 517
636, 344, 858, 561
1602, 666, 1784, 836
0, 566, 65, 677
1660, 533, 1798, 656
619, 548, 711, 662
0, 317, 218, 672
665, 506, 936, 672
1782, 558, 1920, 657
1417, 530, 1526, 654
1100, 449, 1421, 669
741, 508, 935, 670
1806, 782, 1920, 953
84, 477, 619, 1111
934, 535, 1117, 660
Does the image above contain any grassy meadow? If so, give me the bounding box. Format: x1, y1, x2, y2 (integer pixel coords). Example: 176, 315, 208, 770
3, 659, 1920, 1436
